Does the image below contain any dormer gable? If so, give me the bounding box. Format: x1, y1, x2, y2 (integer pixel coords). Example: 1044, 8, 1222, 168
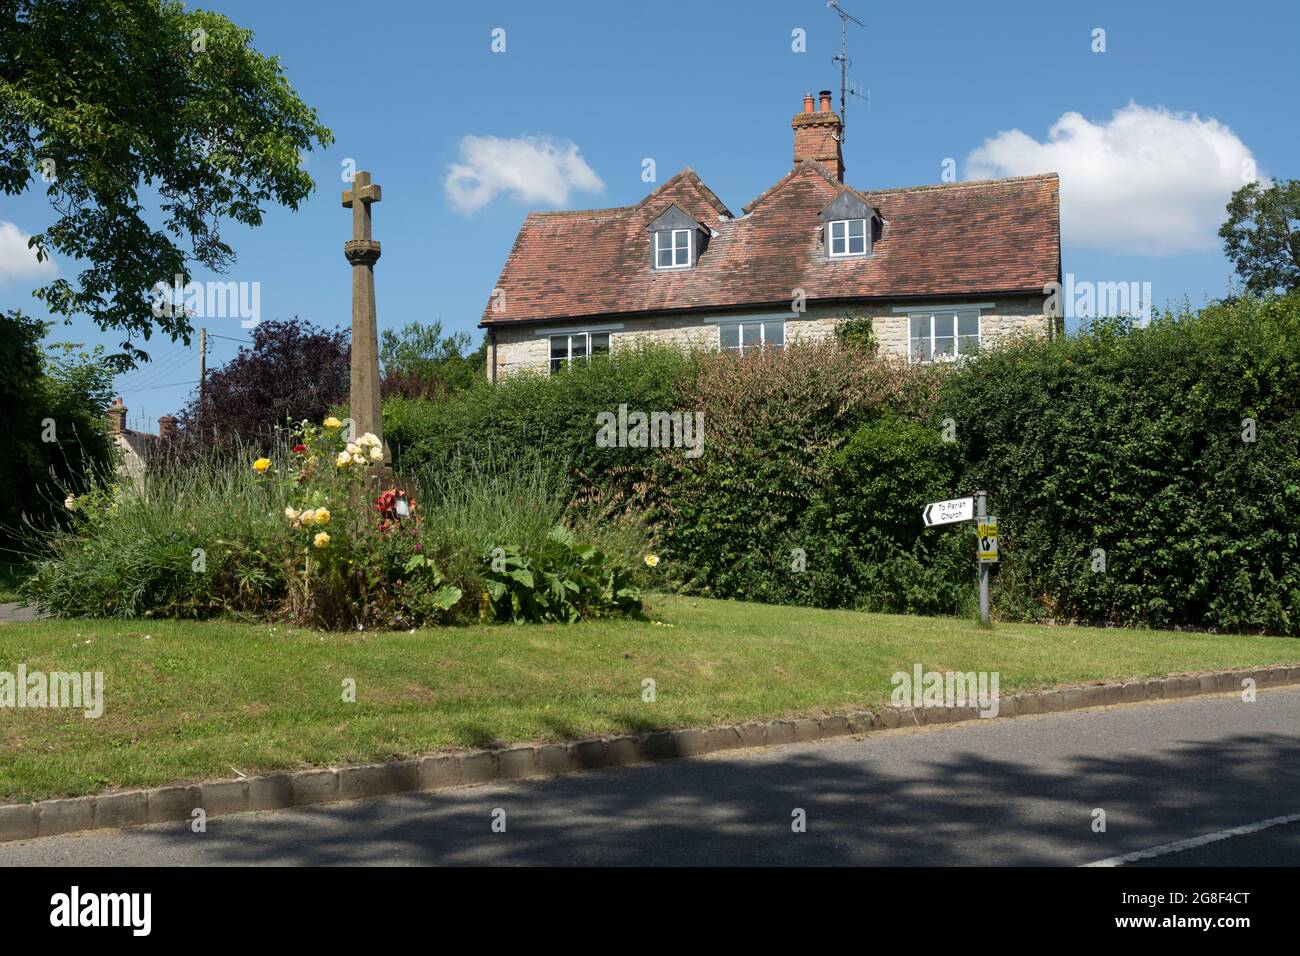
819, 189, 882, 259
646, 203, 709, 270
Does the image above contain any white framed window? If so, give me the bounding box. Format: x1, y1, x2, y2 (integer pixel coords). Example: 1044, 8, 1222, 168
908, 309, 980, 363
719, 319, 785, 354
654, 228, 692, 269
549, 331, 610, 374
828, 218, 867, 257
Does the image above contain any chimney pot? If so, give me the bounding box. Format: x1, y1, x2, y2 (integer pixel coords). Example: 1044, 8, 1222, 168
803, 92, 815, 113
819, 90, 833, 113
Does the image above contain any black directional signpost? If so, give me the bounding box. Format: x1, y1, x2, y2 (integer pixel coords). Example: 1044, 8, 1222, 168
922, 490, 995, 625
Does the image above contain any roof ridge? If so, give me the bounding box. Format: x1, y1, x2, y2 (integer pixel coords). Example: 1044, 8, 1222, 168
528, 204, 636, 218
862, 172, 1059, 197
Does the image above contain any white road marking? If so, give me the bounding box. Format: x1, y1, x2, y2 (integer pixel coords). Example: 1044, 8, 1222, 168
1082, 812, 1300, 866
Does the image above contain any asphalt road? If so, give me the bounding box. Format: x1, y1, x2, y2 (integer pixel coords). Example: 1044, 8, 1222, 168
3, 687, 1299, 866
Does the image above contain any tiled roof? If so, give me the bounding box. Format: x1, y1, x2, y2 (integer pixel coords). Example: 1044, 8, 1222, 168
481, 162, 1060, 325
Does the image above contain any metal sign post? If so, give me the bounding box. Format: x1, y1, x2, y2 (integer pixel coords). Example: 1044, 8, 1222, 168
975, 491, 990, 625
922, 491, 998, 626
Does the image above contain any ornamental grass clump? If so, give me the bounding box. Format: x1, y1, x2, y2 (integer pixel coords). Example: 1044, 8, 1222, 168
21, 420, 648, 629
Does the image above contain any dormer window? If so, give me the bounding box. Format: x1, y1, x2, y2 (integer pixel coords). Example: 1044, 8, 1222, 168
647, 203, 707, 271
655, 228, 692, 269
819, 188, 881, 261
828, 218, 867, 257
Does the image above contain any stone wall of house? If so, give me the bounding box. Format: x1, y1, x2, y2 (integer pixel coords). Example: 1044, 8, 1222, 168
487, 297, 1054, 379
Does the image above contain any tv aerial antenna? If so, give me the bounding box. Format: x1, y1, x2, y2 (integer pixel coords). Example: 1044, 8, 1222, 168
827, 1, 867, 144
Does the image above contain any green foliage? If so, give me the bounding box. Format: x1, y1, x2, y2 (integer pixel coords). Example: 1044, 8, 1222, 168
0, 310, 116, 556
833, 312, 879, 354
22, 432, 642, 629
482, 526, 643, 624
941, 294, 1300, 633
0, 0, 333, 362
380, 320, 485, 398
654, 341, 949, 610
1219, 180, 1300, 295
386, 343, 693, 516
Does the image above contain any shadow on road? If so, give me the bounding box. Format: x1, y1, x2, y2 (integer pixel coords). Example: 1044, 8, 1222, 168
109, 724, 1299, 866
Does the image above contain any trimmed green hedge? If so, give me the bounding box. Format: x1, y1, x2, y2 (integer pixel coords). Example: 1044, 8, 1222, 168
385, 295, 1300, 633
385, 343, 692, 515
943, 294, 1300, 633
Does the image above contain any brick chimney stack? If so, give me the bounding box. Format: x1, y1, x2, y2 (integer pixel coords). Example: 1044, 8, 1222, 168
107, 397, 127, 434
157, 415, 178, 439
792, 89, 844, 182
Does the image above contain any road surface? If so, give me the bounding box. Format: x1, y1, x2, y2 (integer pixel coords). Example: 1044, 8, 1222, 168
3, 687, 1298, 866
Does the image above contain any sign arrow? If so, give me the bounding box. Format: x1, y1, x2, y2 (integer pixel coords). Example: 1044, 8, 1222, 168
923, 496, 974, 527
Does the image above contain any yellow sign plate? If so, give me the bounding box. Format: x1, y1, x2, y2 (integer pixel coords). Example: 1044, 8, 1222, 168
977, 517, 999, 563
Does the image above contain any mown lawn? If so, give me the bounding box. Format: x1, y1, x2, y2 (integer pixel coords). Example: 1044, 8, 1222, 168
1, 594, 1298, 803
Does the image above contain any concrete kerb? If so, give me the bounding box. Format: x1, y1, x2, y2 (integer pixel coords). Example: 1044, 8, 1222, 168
2, 664, 1295, 844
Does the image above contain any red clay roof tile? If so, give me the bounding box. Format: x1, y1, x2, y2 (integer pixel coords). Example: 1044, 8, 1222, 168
481, 163, 1060, 325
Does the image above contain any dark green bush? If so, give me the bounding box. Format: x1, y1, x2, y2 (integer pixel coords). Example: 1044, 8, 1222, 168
0, 310, 115, 557
652, 342, 954, 611
385, 343, 693, 516
941, 294, 1300, 633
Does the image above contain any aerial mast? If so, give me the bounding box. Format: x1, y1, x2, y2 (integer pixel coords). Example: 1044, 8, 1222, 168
827, 1, 865, 144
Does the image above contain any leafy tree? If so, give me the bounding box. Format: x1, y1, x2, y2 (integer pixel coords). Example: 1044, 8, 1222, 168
0, 310, 115, 554
1219, 179, 1300, 295
0, 0, 333, 363
172, 318, 349, 450
380, 320, 486, 399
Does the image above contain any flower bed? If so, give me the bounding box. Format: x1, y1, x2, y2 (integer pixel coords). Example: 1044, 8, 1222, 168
21, 420, 647, 629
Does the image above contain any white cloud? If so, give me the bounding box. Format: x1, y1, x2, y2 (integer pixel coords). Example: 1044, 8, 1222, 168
965, 103, 1259, 255
0, 220, 57, 284
443, 135, 604, 214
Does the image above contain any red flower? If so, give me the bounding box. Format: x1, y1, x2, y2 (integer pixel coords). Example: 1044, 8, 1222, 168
292, 444, 307, 454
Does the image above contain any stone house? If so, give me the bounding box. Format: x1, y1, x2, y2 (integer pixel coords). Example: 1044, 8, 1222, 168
106, 397, 176, 488
480, 90, 1062, 379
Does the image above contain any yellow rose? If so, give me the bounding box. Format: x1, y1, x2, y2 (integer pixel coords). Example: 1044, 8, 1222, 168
313, 532, 330, 549
253, 457, 271, 473
336, 451, 352, 468
315, 508, 331, 525
324, 417, 342, 429
284, 507, 298, 523
644, 554, 660, 568
369, 446, 384, 462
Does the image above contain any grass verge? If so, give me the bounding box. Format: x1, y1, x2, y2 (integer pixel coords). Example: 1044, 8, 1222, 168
1, 594, 1297, 802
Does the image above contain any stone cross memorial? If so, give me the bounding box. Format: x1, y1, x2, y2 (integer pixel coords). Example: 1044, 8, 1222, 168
342, 170, 388, 472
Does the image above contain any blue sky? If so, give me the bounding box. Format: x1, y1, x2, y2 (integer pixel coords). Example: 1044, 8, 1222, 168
1, 0, 1295, 427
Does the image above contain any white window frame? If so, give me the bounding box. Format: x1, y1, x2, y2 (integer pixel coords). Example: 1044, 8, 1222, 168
719, 319, 785, 353
828, 218, 868, 258
548, 331, 610, 374
907, 309, 982, 364
654, 228, 692, 270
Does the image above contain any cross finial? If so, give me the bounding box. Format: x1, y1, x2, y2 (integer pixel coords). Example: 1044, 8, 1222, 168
342, 170, 381, 208
342, 171, 382, 242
